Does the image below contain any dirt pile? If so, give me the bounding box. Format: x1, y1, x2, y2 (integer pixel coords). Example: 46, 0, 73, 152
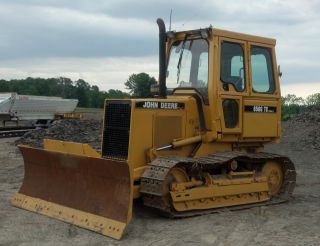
283, 106, 320, 150
290, 106, 320, 123
15, 119, 102, 150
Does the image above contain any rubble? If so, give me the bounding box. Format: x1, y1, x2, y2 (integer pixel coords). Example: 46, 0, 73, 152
290, 106, 320, 123
283, 106, 320, 150
15, 119, 102, 150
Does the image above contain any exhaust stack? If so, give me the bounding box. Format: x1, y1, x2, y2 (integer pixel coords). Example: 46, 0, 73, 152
157, 18, 167, 98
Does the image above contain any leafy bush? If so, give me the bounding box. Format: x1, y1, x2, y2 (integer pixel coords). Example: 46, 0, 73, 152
281, 93, 320, 121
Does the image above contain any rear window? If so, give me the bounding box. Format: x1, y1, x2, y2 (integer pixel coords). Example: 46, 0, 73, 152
251, 46, 275, 93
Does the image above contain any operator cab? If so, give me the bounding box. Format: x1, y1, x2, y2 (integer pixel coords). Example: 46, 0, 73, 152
158, 19, 281, 141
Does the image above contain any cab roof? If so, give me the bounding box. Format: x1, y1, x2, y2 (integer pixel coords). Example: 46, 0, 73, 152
171, 27, 276, 46
212, 28, 276, 45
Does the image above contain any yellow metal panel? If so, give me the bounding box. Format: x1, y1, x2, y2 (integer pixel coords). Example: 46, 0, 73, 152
11, 193, 127, 240
153, 115, 182, 147
242, 99, 278, 137
170, 182, 269, 202
172, 28, 276, 45
212, 28, 276, 45
128, 98, 190, 170
43, 139, 101, 158
128, 105, 156, 169
172, 192, 270, 211
243, 113, 277, 137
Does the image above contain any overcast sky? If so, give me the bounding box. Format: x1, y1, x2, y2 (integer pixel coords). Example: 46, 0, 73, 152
0, 0, 319, 97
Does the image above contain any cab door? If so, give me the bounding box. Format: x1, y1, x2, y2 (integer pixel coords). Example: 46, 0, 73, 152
217, 37, 249, 135
242, 42, 281, 138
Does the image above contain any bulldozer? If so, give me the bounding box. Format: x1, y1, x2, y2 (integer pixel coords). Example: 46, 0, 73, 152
11, 18, 296, 240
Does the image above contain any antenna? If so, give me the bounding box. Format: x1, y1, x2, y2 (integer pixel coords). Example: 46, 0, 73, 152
169, 9, 173, 31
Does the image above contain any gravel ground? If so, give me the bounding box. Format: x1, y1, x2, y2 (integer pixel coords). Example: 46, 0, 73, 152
0, 111, 320, 246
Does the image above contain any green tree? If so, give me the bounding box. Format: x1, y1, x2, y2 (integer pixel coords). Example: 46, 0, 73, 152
125, 73, 157, 98
57, 77, 76, 99
0, 80, 10, 92
88, 85, 101, 108
306, 93, 320, 106
107, 89, 130, 99
0, 77, 130, 108
75, 79, 90, 107
281, 94, 306, 121
282, 94, 305, 106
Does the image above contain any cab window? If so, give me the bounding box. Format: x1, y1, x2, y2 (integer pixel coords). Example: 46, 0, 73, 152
220, 42, 246, 92
251, 46, 275, 93
166, 39, 209, 103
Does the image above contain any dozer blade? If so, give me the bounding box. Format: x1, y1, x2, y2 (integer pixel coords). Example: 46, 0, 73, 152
11, 141, 133, 240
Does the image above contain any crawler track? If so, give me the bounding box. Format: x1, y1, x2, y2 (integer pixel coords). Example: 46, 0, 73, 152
0, 126, 35, 138
140, 151, 296, 218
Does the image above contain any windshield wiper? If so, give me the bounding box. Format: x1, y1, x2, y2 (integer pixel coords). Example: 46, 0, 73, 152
176, 35, 189, 83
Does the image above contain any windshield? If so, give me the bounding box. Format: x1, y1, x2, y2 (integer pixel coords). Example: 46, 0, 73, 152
166, 39, 209, 102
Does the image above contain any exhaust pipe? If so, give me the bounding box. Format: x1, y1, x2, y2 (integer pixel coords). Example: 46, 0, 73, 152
157, 18, 167, 98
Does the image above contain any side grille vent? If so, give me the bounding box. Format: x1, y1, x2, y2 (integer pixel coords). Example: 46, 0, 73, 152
102, 101, 131, 160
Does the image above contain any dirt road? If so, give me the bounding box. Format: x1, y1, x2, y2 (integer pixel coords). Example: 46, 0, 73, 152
0, 122, 319, 245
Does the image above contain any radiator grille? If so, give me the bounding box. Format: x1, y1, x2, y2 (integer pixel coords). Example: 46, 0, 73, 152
102, 101, 131, 160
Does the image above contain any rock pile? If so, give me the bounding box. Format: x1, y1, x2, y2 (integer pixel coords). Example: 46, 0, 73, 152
15, 119, 102, 150
291, 106, 320, 124
284, 106, 320, 150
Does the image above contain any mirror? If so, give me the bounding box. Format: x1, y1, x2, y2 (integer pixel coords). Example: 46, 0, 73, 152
278, 65, 283, 78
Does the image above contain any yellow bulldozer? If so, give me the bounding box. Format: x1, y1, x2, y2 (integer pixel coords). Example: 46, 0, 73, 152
11, 18, 296, 240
